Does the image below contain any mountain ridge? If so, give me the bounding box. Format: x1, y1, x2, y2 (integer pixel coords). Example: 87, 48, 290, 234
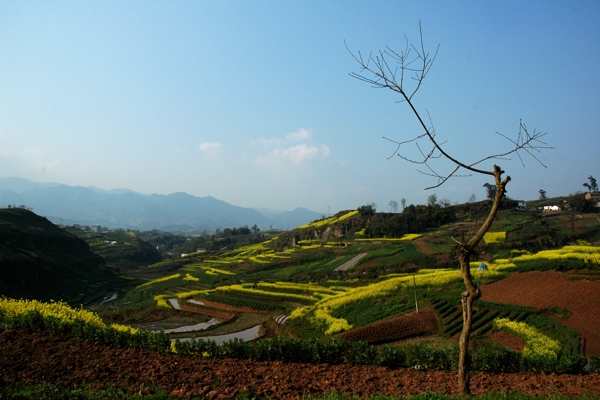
0, 177, 322, 232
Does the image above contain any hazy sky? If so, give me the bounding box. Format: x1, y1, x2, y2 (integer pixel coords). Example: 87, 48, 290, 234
1, 1, 599, 213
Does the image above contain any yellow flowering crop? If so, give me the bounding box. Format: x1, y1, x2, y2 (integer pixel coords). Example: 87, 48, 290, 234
399, 233, 423, 241
205, 267, 235, 275
110, 323, 139, 334
337, 210, 359, 221
249, 256, 271, 264
183, 273, 200, 282
154, 294, 170, 308
296, 210, 359, 229
483, 231, 506, 244
510, 245, 600, 265
314, 307, 353, 335
137, 273, 181, 288
0, 298, 105, 327
216, 284, 317, 302
493, 318, 561, 360
174, 290, 204, 299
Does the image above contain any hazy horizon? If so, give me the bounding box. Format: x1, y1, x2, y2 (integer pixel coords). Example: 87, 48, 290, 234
1, 1, 599, 214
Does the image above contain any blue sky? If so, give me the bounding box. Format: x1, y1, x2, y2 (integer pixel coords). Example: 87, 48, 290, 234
1, 1, 599, 214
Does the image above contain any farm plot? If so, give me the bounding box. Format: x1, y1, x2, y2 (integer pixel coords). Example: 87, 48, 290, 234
335, 308, 438, 344
480, 270, 600, 355
169, 298, 236, 321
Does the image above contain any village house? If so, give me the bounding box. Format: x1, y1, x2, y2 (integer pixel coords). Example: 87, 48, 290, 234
585, 192, 600, 202
538, 204, 562, 214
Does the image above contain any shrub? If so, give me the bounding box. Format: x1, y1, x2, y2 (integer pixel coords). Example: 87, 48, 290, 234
404, 343, 456, 371
378, 344, 407, 369
473, 344, 521, 373
345, 340, 378, 365
590, 355, 600, 373
317, 338, 347, 365
554, 353, 588, 374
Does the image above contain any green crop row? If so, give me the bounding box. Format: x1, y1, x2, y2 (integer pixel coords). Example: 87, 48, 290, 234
205, 294, 284, 311
330, 297, 410, 328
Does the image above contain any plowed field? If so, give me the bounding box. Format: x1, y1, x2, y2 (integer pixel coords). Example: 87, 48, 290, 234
480, 270, 600, 356
2, 329, 600, 398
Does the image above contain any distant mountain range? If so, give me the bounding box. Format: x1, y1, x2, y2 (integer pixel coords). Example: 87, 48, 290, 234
0, 177, 323, 232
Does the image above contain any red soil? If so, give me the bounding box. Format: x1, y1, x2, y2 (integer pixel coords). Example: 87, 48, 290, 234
2, 329, 599, 398
480, 270, 600, 356
413, 237, 439, 256
488, 330, 527, 352
176, 299, 236, 321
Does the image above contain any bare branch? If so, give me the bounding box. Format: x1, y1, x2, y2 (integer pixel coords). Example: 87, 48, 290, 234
346, 24, 550, 189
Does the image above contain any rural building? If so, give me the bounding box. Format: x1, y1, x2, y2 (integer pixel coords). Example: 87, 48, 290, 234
585, 192, 600, 203
538, 204, 562, 214
515, 200, 526, 211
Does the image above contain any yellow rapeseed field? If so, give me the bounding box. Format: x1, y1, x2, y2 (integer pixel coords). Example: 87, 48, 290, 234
483, 231, 506, 244
494, 318, 561, 360
0, 298, 104, 327
137, 273, 181, 288
0, 297, 137, 334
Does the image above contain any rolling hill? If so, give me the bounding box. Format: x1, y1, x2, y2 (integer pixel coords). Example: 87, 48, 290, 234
0, 207, 123, 302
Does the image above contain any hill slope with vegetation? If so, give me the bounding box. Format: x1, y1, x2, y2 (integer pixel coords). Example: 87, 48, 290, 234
0, 207, 123, 302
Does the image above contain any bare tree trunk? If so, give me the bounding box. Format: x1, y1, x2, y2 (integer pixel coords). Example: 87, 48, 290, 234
457, 165, 509, 395
458, 252, 480, 394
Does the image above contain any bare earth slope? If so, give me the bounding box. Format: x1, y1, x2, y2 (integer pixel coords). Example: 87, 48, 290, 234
1, 329, 599, 399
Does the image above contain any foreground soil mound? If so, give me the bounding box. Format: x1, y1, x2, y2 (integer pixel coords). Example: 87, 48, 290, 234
2, 329, 600, 399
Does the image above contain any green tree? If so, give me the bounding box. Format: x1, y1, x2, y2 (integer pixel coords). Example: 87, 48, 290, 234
357, 203, 376, 216
483, 183, 496, 200
427, 194, 438, 206
583, 175, 598, 192
439, 198, 452, 207
539, 189, 547, 200
401, 198, 407, 210
347, 23, 550, 394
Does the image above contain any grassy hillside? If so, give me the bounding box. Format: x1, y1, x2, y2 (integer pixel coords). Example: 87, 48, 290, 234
65, 227, 162, 275
0, 207, 124, 303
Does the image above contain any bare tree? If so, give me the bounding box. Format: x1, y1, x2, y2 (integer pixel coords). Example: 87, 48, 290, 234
346, 23, 550, 394
389, 200, 398, 213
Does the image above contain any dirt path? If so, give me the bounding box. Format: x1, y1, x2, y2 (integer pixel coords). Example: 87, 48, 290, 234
1, 329, 599, 399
